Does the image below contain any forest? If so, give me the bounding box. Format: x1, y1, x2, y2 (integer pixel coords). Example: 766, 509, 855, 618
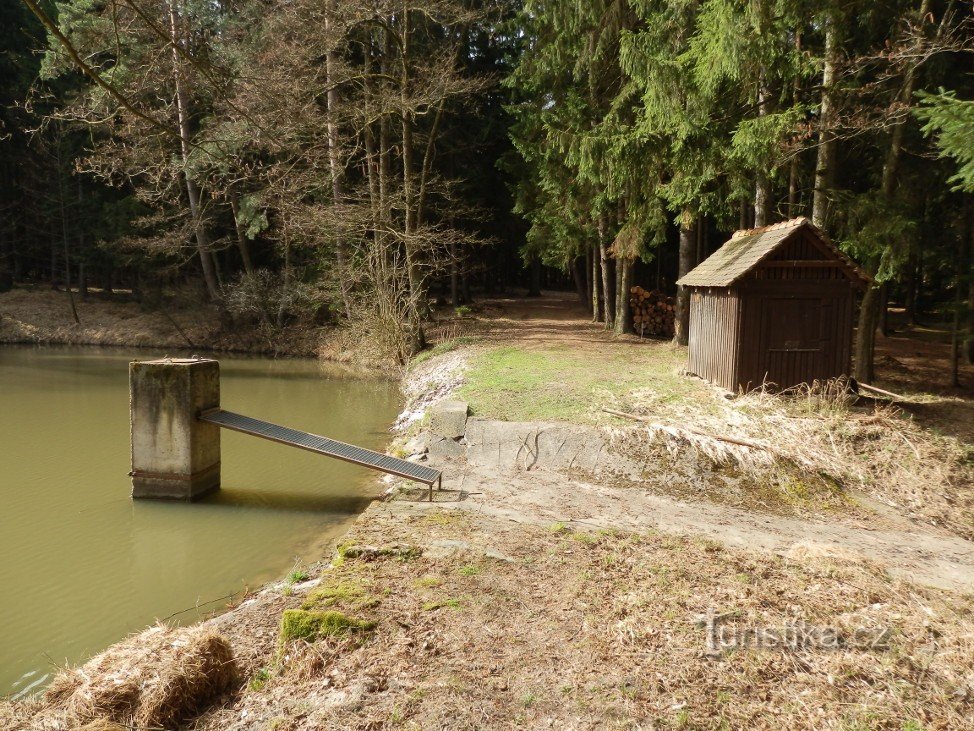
1, 0, 973, 372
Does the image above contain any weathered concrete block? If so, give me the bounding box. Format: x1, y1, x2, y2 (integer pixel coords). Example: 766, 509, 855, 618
428, 435, 466, 458
404, 432, 432, 456
130, 358, 221, 500
429, 399, 468, 439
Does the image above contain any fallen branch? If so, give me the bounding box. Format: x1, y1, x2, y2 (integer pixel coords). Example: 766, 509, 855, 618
162, 311, 196, 349
601, 407, 778, 454
857, 382, 904, 401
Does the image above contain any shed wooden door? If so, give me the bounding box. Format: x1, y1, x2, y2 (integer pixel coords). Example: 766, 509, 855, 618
760, 297, 826, 387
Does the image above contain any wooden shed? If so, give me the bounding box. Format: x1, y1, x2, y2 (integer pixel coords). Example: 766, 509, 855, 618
676, 217, 871, 392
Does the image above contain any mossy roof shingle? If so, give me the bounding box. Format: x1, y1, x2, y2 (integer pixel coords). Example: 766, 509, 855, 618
676, 217, 870, 289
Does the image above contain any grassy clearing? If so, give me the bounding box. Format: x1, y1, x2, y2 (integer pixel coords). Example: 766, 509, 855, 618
457, 342, 704, 423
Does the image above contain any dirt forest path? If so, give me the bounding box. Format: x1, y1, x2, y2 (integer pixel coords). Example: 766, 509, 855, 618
402, 464, 974, 592
471, 290, 974, 395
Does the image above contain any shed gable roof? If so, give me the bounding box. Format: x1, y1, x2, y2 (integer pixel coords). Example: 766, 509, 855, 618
676, 217, 870, 289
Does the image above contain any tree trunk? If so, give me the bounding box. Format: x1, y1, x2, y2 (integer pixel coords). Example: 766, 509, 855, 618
879, 283, 889, 336
788, 156, 799, 218
855, 0, 933, 381
450, 243, 460, 307
324, 0, 351, 319
788, 33, 803, 218
695, 213, 703, 264
598, 217, 614, 329
0, 223, 11, 292
461, 269, 471, 304
399, 8, 425, 353
753, 76, 771, 227
953, 202, 970, 385
572, 256, 588, 309
591, 243, 603, 323
904, 246, 918, 325
853, 285, 880, 382
229, 193, 255, 276
277, 232, 290, 330
812, 13, 838, 229
673, 210, 696, 346
55, 129, 80, 324
967, 260, 974, 364
527, 254, 541, 297
169, 0, 220, 302
614, 258, 633, 334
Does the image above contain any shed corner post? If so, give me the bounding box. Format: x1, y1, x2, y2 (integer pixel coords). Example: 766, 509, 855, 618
129, 358, 221, 501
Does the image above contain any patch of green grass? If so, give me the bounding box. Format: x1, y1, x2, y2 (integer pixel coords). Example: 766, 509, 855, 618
414, 575, 442, 588
285, 564, 311, 585
422, 598, 463, 611
248, 666, 271, 691
302, 580, 377, 610
456, 343, 698, 423
548, 521, 570, 534
458, 564, 480, 576
278, 609, 376, 645
421, 510, 465, 526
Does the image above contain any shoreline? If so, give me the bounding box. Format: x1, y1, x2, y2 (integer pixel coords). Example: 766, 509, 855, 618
0, 287, 323, 358
4, 295, 974, 729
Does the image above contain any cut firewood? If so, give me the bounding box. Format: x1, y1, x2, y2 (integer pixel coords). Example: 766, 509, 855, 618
628, 286, 675, 338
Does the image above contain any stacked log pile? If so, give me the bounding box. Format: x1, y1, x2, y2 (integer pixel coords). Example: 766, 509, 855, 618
630, 286, 675, 337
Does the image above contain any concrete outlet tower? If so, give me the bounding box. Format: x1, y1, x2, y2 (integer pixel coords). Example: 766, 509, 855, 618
129, 358, 221, 500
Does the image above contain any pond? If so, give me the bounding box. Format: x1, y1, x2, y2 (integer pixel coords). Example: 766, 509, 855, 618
0, 346, 400, 697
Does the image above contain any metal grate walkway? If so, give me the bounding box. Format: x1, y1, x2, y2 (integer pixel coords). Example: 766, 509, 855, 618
199, 409, 441, 499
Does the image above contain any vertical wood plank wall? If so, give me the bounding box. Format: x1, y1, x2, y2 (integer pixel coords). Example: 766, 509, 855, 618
688, 289, 741, 391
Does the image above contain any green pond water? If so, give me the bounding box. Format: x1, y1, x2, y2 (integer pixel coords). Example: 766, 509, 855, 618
0, 346, 400, 697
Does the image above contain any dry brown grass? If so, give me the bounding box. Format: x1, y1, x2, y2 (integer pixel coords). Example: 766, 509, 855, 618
735, 382, 974, 537
616, 375, 974, 537
35, 624, 236, 729
193, 509, 974, 730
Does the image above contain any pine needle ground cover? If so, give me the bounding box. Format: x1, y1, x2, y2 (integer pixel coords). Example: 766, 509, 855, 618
191, 509, 974, 730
